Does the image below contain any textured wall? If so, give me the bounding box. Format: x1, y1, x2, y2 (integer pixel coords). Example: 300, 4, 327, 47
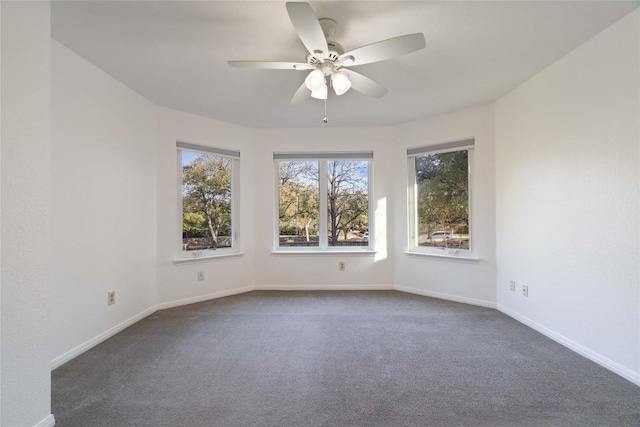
1, 2, 54, 425
495, 10, 639, 383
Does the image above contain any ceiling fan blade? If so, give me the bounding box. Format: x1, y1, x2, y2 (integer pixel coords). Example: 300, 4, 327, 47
342, 70, 388, 99
286, 2, 328, 57
228, 61, 313, 70
290, 82, 311, 104
338, 33, 426, 66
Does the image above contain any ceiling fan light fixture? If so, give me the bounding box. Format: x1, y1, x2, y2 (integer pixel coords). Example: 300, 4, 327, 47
305, 69, 326, 91
230, 2, 425, 106
331, 71, 351, 95
310, 84, 328, 100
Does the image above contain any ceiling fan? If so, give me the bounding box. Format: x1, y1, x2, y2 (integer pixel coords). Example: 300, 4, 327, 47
228, 2, 426, 104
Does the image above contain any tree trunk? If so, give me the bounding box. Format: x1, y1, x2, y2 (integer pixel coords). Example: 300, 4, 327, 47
206, 211, 218, 248
329, 197, 338, 246
305, 219, 312, 242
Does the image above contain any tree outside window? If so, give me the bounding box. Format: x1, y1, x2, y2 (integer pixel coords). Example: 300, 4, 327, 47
276, 155, 371, 249
409, 141, 472, 253
181, 150, 233, 251
278, 161, 320, 247
327, 160, 369, 246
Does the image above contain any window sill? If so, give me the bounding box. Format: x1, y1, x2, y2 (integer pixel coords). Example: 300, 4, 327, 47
272, 249, 376, 256
173, 252, 244, 265
404, 251, 479, 263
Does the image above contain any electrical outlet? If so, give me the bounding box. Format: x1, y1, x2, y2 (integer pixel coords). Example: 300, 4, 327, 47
107, 291, 115, 306
338, 262, 345, 271
509, 280, 516, 292
522, 284, 529, 297
197, 271, 205, 281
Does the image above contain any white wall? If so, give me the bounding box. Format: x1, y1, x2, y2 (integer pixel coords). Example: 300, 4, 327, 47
393, 104, 497, 307
51, 41, 158, 366
156, 108, 254, 306
253, 127, 396, 289
1, 2, 54, 426
495, 10, 639, 384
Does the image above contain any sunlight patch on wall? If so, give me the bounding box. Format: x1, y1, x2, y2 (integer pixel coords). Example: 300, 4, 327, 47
374, 197, 387, 262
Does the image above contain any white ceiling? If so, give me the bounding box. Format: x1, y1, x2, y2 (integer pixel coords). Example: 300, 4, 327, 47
51, 1, 638, 128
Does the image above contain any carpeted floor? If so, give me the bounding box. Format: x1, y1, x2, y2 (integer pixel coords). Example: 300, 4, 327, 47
52, 290, 640, 426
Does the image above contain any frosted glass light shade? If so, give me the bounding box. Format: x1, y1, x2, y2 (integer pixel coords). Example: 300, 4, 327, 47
331, 72, 351, 95
311, 84, 328, 100
305, 69, 325, 91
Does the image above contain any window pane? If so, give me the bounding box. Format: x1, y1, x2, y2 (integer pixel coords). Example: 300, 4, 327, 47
278, 161, 319, 247
415, 151, 469, 250
327, 160, 369, 247
182, 151, 232, 251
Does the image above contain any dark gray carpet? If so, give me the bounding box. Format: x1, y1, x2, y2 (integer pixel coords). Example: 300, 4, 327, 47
52, 291, 640, 426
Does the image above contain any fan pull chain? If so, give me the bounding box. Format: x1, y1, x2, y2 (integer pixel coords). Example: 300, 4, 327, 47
323, 97, 328, 124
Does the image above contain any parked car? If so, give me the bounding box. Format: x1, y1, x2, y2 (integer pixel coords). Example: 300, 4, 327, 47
362, 231, 369, 240
430, 231, 452, 240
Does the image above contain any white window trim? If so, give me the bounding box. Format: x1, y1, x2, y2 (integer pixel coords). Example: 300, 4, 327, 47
175, 141, 241, 262
271, 248, 376, 255
403, 251, 479, 263
407, 139, 475, 260
273, 152, 374, 253
173, 252, 244, 265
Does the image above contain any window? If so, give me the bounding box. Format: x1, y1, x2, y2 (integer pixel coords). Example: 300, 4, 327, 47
178, 141, 240, 255
407, 139, 473, 255
278, 160, 320, 247
274, 152, 372, 250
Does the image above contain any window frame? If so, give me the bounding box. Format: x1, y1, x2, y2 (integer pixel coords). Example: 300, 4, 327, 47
273, 152, 374, 253
176, 141, 241, 260
407, 138, 474, 258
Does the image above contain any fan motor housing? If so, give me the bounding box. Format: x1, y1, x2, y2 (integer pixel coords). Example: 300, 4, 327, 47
306, 41, 344, 66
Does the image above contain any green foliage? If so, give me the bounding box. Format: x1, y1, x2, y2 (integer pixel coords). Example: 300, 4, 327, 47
182, 154, 232, 246
183, 212, 207, 237
278, 161, 320, 240
279, 227, 298, 236
416, 151, 469, 236
455, 225, 469, 234
278, 160, 369, 244
280, 227, 318, 236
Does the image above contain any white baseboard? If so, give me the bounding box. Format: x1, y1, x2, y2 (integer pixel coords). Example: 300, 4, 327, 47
155, 286, 256, 310
51, 305, 157, 370
254, 284, 394, 291
51, 284, 491, 369
394, 285, 497, 309
52, 285, 638, 388
51, 286, 257, 370
33, 414, 55, 427
497, 304, 640, 386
